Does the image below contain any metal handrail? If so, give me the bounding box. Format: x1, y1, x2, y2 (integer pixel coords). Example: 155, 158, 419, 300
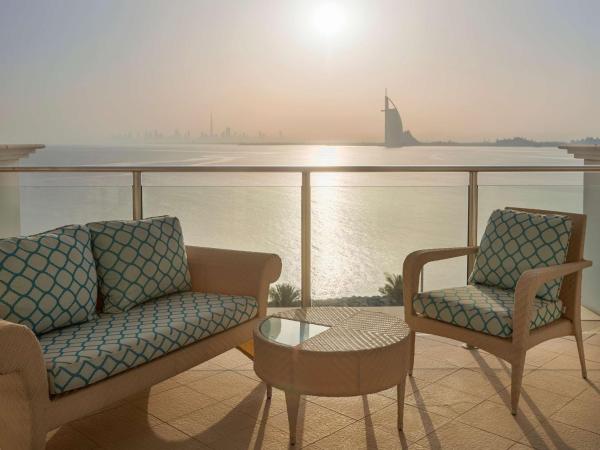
2, 164, 600, 172
4, 163, 600, 304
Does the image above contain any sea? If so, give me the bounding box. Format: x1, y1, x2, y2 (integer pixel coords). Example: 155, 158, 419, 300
17, 144, 582, 301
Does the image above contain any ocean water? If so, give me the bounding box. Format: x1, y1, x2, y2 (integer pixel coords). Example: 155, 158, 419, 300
17, 144, 583, 300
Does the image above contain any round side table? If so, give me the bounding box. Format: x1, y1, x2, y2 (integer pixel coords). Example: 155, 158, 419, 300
253, 307, 411, 445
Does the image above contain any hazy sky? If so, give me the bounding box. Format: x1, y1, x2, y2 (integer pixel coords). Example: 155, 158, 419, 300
1, 0, 599, 144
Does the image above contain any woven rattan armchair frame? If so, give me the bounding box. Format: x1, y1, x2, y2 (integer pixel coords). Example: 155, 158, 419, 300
403, 207, 592, 414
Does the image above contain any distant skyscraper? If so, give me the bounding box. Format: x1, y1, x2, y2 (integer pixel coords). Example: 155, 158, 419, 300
382, 90, 419, 147
210, 112, 213, 137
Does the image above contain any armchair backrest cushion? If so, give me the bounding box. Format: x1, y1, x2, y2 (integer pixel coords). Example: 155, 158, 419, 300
87, 216, 191, 313
0, 225, 98, 335
470, 208, 572, 301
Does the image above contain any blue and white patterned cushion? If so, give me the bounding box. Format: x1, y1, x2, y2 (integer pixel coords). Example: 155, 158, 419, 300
470, 209, 572, 301
0, 225, 97, 335
413, 285, 564, 338
87, 216, 192, 313
39, 291, 257, 394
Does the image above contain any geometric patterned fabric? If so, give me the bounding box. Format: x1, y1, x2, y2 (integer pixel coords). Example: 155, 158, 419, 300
39, 291, 258, 394
87, 216, 191, 313
470, 209, 572, 301
0, 225, 98, 335
413, 284, 564, 338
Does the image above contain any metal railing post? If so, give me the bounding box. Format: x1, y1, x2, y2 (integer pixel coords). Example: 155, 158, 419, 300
467, 171, 478, 277
132, 171, 143, 220
301, 171, 311, 306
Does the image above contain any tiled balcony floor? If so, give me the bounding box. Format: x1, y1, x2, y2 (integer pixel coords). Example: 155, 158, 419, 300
47, 327, 600, 450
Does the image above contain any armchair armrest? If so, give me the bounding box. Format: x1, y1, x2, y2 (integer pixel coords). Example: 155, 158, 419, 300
512, 260, 592, 344
403, 246, 479, 319
186, 246, 282, 317
0, 319, 49, 447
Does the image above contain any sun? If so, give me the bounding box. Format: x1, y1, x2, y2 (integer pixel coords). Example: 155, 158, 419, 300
312, 3, 346, 38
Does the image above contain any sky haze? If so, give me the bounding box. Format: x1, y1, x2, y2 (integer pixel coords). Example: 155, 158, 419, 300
1, 0, 599, 144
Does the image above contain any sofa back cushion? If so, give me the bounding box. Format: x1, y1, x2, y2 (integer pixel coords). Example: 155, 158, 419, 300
87, 216, 191, 313
0, 225, 98, 335
470, 208, 572, 301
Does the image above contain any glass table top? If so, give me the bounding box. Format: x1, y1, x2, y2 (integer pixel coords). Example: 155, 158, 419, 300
259, 317, 330, 347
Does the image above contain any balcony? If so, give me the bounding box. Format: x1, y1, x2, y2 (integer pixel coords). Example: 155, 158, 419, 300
1, 149, 600, 449
44, 334, 600, 449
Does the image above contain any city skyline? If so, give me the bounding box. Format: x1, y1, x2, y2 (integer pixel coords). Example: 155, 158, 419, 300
1, 0, 599, 144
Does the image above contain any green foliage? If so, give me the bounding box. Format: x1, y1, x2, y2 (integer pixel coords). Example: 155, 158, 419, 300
269, 282, 301, 307
378, 273, 404, 305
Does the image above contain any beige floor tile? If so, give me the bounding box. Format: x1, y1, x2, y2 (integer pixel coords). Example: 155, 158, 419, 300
46, 425, 100, 450
221, 384, 288, 419
213, 423, 293, 450
521, 368, 591, 397
209, 349, 252, 369
457, 400, 546, 441
171, 369, 224, 385
520, 418, 600, 450
533, 338, 576, 353
540, 353, 600, 374
381, 377, 431, 400
437, 367, 511, 399
423, 344, 491, 368
236, 368, 262, 382
69, 403, 162, 447
134, 385, 218, 422
582, 342, 600, 363
414, 337, 459, 355
410, 355, 460, 383
103, 423, 209, 450
308, 393, 395, 420
415, 421, 513, 450
540, 338, 600, 363
369, 403, 450, 443
406, 382, 483, 418
169, 401, 258, 446
129, 377, 183, 400
477, 354, 536, 376
488, 384, 571, 419
310, 421, 409, 450
586, 333, 600, 347
188, 370, 260, 401
267, 399, 355, 446
551, 395, 600, 434
419, 334, 464, 347
523, 345, 561, 367
189, 359, 225, 371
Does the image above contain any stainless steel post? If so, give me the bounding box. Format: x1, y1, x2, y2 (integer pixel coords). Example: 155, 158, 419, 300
301, 171, 311, 307
132, 171, 143, 220
467, 171, 478, 278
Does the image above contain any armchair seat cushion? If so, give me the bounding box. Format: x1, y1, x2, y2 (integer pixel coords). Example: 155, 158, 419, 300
39, 291, 258, 394
413, 285, 563, 338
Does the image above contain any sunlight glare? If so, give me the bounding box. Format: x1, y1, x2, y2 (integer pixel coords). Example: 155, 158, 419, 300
313, 3, 346, 38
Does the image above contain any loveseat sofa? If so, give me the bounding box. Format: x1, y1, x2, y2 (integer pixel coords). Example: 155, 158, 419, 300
0, 216, 281, 450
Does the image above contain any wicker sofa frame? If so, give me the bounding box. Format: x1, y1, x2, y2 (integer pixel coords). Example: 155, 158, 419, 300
0, 246, 281, 450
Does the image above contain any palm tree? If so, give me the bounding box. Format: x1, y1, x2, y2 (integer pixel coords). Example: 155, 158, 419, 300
269, 282, 301, 307
378, 273, 404, 305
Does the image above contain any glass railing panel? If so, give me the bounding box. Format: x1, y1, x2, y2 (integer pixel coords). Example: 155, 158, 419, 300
142, 173, 302, 309
311, 182, 469, 307
3, 173, 132, 237
477, 172, 584, 241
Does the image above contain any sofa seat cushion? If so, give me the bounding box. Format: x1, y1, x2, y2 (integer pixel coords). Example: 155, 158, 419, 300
412, 285, 564, 338
39, 291, 258, 394
0, 225, 97, 335
87, 216, 191, 313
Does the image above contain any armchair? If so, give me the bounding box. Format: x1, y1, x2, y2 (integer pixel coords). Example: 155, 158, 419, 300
403, 207, 592, 414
